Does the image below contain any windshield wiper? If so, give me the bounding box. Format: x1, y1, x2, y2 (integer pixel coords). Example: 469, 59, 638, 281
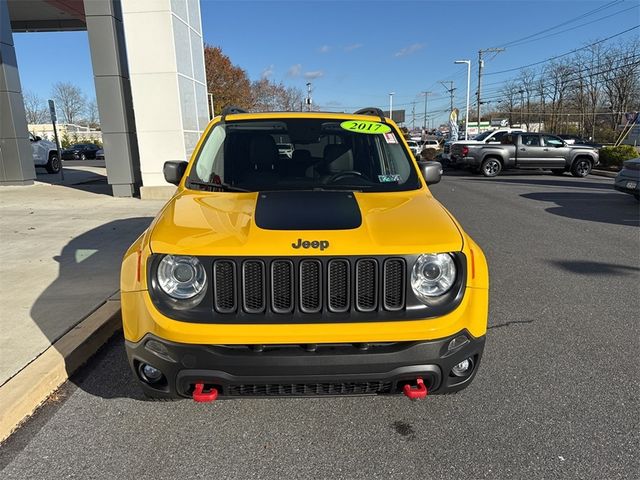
188, 179, 250, 192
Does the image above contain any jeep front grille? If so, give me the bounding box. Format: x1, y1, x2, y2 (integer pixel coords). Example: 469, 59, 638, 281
226, 381, 393, 396
212, 257, 407, 315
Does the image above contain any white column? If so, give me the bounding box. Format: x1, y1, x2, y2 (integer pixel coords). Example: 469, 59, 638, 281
121, 0, 208, 199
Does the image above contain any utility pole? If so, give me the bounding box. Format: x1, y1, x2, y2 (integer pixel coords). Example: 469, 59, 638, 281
389, 92, 395, 121
421, 91, 432, 131
518, 89, 524, 127
477, 48, 504, 133
306, 82, 312, 111
439, 81, 456, 113
411, 101, 416, 130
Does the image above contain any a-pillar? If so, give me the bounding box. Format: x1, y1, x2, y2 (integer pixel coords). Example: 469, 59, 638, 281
84, 0, 141, 197
0, 0, 35, 186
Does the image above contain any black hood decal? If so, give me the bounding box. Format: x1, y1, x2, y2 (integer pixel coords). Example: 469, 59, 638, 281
255, 191, 362, 230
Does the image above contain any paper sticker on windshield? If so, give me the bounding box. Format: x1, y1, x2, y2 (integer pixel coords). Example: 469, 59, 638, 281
378, 174, 401, 183
383, 132, 397, 143
340, 120, 391, 134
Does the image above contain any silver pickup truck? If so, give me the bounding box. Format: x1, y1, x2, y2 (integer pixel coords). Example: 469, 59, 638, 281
450, 132, 599, 177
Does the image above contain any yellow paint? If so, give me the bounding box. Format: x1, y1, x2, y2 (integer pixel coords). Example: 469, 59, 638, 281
120, 111, 489, 346
339, 120, 391, 134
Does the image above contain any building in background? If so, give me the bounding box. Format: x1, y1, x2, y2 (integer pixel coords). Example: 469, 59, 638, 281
1, 0, 208, 198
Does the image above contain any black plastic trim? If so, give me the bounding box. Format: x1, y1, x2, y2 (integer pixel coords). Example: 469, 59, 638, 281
147, 253, 467, 324
125, 330, 485, 398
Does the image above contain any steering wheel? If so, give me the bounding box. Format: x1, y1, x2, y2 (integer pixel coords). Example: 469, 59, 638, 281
326, 171, 364, 183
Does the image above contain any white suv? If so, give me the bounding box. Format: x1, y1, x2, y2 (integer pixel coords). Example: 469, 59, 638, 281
30, 133, 60, 173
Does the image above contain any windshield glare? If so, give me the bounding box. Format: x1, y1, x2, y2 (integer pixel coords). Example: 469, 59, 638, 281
190, 118, 421, 192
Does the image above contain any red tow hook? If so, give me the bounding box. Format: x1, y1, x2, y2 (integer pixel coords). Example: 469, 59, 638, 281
192, 383, 218, 403
403, 378, 428, 400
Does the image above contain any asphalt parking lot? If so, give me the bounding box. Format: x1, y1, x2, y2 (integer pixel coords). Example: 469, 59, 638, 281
1, 171, 638, 479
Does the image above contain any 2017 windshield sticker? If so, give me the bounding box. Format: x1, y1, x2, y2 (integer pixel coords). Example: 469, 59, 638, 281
378, 174, 401, 183
340, 120, 391, 134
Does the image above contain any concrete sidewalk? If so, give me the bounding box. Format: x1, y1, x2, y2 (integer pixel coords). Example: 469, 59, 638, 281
0, 167, 165, 387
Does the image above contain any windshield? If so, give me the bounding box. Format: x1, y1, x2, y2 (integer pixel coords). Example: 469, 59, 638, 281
188, 118, 421, 192
473, 131, 495, 141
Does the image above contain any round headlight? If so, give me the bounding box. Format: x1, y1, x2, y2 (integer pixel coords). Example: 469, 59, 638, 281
411, 253, 457, 300
157, 255, 206, 299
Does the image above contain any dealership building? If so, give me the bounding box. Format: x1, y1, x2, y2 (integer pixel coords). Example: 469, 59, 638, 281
1, 0, 208, 197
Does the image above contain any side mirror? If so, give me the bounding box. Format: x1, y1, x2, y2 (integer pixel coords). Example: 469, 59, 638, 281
419, 161, 443, 186
163, 160, 188, 186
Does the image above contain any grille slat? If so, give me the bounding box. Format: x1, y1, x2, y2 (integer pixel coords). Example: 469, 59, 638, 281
300, 260, 322, 313
356, 259, 378, 312
213, 260, 236, 313
328, 259, 350, 312
383, 259, 406, 311
271, 260, 294, 313
242, 261, 265, 313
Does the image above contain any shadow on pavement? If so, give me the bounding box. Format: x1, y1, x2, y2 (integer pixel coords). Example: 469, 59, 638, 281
35, 164, 110, 196
457, 175, 613, 191
30, 217, 154, 400
549, 260, 640, 276
520, 191, 640, 227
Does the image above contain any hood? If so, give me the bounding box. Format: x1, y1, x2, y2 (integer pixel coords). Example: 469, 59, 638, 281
149, 190, 463, 256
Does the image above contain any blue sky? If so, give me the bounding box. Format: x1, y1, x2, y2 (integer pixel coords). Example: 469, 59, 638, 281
13, 0, 640, 126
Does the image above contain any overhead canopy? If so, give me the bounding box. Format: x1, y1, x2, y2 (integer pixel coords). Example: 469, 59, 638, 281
7, 0, 86, 32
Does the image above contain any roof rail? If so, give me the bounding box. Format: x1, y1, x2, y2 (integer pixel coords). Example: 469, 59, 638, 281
353, 107, 386, 123
221, 106, 248, 122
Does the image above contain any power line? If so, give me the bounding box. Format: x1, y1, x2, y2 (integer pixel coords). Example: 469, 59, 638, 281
485, 25, 639, 77
492, 0, 624, 48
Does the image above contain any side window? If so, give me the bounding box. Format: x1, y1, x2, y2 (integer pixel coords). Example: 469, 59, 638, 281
521, 134, 540, 146
543, 135, 564, 147
492, 132, 505, 142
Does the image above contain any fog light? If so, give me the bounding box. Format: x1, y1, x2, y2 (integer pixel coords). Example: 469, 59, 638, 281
452, 357, 473, 377
139, 363, 163, 384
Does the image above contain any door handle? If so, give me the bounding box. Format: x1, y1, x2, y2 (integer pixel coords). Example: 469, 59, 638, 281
520, 148, 526, 151
544, 148, 549, 151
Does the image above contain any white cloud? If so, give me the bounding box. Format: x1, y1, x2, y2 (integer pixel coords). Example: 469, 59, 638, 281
261, 64, 275, 79
287, 64, 302, 77
344, 43, 363, 52
304, 70, 324, 80
394, 43, 425, 57
318, 45, 331, 54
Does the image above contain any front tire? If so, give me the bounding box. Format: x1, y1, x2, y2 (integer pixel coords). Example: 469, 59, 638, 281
571, 158, 592, 177
481, 158, 502, 177
45, 153, 61, 174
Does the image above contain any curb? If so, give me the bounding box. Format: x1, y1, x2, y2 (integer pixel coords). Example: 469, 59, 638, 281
0, 298, 122, 443
591, 169, 617, 178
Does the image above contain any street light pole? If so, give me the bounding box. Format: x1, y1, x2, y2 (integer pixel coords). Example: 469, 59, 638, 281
389, 92, 395, 121
421, 91, 432, 131
454, 60, 471, 140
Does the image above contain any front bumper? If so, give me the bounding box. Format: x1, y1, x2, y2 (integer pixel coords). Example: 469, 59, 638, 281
126, 331, 485, 399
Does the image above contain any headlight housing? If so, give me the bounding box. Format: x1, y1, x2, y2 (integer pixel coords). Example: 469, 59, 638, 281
411, 253, 457, 301
157, 255, 207, 300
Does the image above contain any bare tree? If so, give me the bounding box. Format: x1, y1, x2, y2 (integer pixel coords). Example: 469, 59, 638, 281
85, 98, 100, 128
518, 68, 536, 130
497, 80, 520, 126
600, 38, 640, 131
51, 82, 86, 124
23, 90, 48, 124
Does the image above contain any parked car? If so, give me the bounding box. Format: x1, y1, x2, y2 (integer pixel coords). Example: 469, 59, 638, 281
420, 139, 440, 151
614, 158, 640, 201
29, 133, 60, 173
61, 143, 101, 160
121, 106, 488, 401
443, 129, 525, 159
450, 132, 599, 177
406, 140, 421, 156
96, 149, 105, 160
276, 143, 294, 159
558, 134, 602, 149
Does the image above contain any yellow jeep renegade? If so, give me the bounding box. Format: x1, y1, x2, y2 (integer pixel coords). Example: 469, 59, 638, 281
120, 107, 488, 401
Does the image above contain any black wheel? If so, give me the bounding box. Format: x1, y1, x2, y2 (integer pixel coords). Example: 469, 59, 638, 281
80, 153, 87, 161
571, 158, 592, 177
481, 158, 502, 177
550, 169, 565, 176
45, 153, 61, 174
